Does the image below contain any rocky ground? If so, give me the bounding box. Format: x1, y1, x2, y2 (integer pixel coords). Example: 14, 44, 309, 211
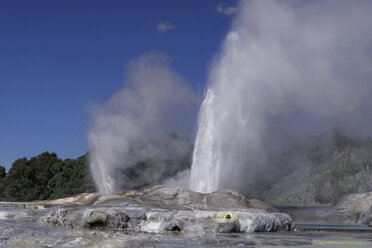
1, 185, 372, 247
333, 192, 372, 226
42, 185, 294, 233
1, 208, 371, 248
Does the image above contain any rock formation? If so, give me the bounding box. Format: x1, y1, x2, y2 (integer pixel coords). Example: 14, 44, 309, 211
43, 185, 294, 233
333, 192, 372, 226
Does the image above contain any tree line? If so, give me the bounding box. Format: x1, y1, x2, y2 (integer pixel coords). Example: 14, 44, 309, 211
0, 152, 95, 202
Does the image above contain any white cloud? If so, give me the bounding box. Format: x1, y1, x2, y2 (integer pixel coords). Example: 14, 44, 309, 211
156, 22, 176, 32
217, 2, 238, 15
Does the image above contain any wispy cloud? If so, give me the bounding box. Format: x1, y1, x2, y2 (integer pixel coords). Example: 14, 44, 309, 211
156, 22, 176, 33
217, 2, 238, 15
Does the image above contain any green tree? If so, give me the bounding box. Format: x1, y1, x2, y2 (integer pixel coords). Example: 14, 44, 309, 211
0, 165, 6, 200
0, 166, 6, 178
28, 152, 61, 200
49, 154, 95, 199
3, 158, 30, 201
0, 152, 95, 202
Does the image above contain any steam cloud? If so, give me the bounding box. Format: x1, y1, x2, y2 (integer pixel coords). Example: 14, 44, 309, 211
191, 0, 372, 194
89, 52, 198, 194
89, 0, 372, 197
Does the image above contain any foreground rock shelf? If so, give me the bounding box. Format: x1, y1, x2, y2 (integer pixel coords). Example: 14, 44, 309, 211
3, 186, 372, 247
43, 185, 294, 233
44, 207, 293, 233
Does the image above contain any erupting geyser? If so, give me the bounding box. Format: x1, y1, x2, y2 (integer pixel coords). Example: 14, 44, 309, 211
191, 0, 372, 193
88, 1, 372, 195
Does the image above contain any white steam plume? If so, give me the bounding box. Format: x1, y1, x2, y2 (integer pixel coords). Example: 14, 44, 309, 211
89, 52, 198, 194
191, 0, 372, 193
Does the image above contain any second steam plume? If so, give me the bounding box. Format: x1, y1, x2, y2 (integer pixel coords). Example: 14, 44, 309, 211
89, 52, 198, 194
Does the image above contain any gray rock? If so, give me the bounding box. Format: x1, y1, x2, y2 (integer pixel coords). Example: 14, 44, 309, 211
85, 211, 107, 228
217, 222, 238, 233
333, 192, 372, 225
135, 185, 203, 209
365, 215, 372, 227
4, 203, 372, 247
44, 206, 294, 233
42, 185, 293, 233
43, 207, 140, 229
139, 209, 294, 233
1, 204, 333, 247
334, 192, 372, 213
277, 206, 360, 224
97, 185, 277, 212
107, 212, 130, 228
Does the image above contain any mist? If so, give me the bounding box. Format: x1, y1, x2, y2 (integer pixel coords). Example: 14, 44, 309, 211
191, 0, 372, 194
88, 1, 372, 198
88, 52, 198, 194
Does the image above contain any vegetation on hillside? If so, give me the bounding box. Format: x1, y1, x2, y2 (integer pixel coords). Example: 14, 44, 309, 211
264, 131, 372, 205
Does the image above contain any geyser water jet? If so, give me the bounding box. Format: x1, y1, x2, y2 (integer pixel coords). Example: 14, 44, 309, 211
191, 0, 372, 193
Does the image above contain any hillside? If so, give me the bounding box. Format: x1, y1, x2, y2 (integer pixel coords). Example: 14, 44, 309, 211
263, 131, 372, 205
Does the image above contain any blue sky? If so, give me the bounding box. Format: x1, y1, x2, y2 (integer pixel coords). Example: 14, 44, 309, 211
0, 0, 236, 170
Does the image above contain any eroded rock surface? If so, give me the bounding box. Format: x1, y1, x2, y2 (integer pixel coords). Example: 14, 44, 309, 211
95, 185, 278, 212
334, 192, 372, 213
38, 192, 100, 205
43, 206, 293, 233
43, 185, 293, 234
4, 187, 372, 247
333, 192, 372, 225
44, 207, 145, 229
0, 208, 314, 248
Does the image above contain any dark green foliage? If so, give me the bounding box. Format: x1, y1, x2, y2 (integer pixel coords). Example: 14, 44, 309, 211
48, 155, 95, 199
0, 152, 95, 202
0, 166, 6, 178
0, 165, 6, 200
332, 129, 361, 150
